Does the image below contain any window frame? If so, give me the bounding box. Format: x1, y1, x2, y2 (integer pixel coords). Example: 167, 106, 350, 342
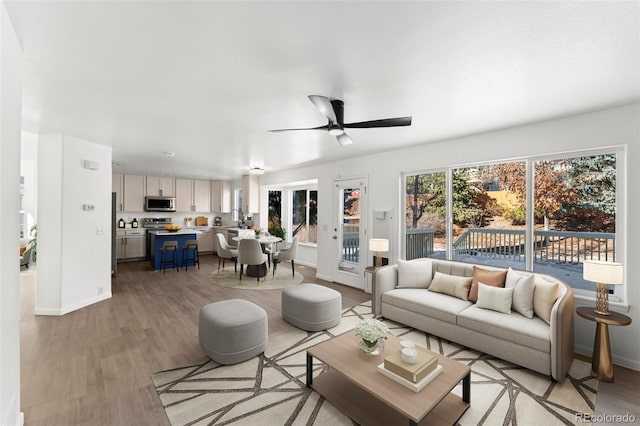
401, 146, 626, 303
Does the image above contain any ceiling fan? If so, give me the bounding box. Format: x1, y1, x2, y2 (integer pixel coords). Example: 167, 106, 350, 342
268, 95, 412, 146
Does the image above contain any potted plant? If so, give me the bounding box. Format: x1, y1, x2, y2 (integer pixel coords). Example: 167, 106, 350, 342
28, 224, 37, 262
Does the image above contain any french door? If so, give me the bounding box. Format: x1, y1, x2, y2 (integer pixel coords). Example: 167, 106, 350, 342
333, 177, 367, 288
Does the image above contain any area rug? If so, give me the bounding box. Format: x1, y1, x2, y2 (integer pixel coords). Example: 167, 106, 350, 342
208, 267, 304, 290
152, 302, 597, 426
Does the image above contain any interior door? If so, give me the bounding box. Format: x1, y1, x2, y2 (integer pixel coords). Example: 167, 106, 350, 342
333, 177, 367, 288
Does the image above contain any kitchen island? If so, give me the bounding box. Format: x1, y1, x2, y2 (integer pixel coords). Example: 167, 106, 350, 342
148, 229, 198, 271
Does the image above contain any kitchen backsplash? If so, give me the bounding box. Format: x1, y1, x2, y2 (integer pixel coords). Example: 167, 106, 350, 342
115, 212, 259, 228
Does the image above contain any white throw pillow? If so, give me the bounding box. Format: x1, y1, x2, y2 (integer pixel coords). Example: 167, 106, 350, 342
428, 271, 472, 301
396, 259, 433, 289
533, 279, 559, 324
476, 282, 514, 314
505, 267, 535, 318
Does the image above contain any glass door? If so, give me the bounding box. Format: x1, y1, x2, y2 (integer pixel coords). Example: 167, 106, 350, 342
334, 177, 367, 288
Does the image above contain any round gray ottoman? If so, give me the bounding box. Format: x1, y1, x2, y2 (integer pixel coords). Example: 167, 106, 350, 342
199, 299, 268, 365
282, 283, 342, 331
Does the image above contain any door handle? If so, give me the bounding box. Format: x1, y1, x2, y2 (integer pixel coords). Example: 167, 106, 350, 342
333, 236, 337, 240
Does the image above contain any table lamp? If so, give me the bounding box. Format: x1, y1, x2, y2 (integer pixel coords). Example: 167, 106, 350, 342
369, 238, 389, 268
582, 260, 623, 316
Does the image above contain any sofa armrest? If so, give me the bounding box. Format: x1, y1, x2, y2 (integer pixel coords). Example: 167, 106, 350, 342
372, 265, 398, 316
549, 282, 574, 381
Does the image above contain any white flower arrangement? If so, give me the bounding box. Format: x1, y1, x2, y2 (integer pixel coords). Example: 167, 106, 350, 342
354, 318, 389, 348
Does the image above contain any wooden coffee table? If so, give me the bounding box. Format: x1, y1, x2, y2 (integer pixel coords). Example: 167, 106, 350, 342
306, 330, 470, 426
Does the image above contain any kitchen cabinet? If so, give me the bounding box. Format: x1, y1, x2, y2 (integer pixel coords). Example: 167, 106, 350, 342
242, 174, 260, 213
176, 178, 211, 212
112, 173, 124, 212
211, 180, 232, 213
116, 229, 146, 261
112, 174, 146, 212
146, 176, 175, 197
196, 228, 215, 253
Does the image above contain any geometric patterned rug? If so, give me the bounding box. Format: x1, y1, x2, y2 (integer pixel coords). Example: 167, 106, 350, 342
152, 302, 597, 425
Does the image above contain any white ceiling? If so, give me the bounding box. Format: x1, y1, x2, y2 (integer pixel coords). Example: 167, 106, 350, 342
6, 1, 639, 180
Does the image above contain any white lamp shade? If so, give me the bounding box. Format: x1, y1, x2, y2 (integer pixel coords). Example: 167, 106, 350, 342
582, 260, 623, 285
369, 238, 389, 252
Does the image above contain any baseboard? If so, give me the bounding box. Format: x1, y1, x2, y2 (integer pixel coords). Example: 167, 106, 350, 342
19, 412, 24, 426
315, 273, 333, 282
293, 260, 316, 269
35, 292, 112, 316
575, 344, 640, 371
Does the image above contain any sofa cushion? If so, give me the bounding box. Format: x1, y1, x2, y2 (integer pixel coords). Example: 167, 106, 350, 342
533, 278, 559, 324
476, 283, 514, 314
469, 266, 507, 302
457, 305, 550, 353
382, 288, 472, 325
396, 259, 433, 289
505, 267, 535, 318
428, 271, 472, 301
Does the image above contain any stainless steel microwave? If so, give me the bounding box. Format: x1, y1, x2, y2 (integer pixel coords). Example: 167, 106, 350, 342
145, 196, 176, 212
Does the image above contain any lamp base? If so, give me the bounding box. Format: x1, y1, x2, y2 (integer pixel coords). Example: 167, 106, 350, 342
375, 252, 382, 268
594, 282, 611, 316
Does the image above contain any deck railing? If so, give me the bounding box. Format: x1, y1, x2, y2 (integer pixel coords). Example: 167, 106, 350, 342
406, 228, 436, 260
342, 231, 360, 262
452, 228, 616, 264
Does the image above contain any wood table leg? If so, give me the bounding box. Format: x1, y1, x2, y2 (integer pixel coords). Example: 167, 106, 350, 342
592, 322, 614, 382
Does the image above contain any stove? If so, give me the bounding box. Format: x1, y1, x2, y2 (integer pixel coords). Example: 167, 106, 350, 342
142, 218, 173, 259
142, 217, 173, 229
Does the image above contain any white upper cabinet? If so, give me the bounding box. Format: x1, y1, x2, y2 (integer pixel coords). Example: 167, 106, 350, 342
112, 173, 124, 212
123, 174, 146, 212
242, 174, 260, 213
193, 179, 211, 212
211, 180, 232, 213
176, 178, 211, 212
146, 176, 175, 197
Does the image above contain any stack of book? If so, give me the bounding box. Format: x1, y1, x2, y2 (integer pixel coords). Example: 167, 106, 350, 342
377, 347, 442, 392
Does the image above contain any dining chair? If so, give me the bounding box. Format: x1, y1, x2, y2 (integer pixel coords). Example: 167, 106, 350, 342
216, 233, 238, 273
237, 238, 268, 282
273, 236, 299, 278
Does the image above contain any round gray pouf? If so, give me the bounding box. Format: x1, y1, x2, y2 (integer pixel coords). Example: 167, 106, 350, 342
282, 283, 342, 331
199, 299, 268, 365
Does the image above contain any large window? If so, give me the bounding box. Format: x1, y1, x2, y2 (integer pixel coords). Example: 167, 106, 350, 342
403, 149, 622, 297
292, 189, 317, 244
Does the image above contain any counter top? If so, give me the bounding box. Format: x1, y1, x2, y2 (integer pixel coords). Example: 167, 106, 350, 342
147, 229, 198, 236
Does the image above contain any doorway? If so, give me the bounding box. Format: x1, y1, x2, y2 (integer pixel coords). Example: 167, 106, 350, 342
333, 177, 367, 288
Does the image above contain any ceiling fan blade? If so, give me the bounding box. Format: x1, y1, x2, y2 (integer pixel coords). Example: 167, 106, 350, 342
344, 116, 412, 128
337, 133, 353, 146
308, 95, 338, 124
268, 124, 329, 132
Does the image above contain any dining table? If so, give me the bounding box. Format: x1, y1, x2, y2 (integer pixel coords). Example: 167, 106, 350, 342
232, 235, 283, 277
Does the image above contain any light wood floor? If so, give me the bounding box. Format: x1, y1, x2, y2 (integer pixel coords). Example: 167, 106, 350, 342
19, 256, 638, 425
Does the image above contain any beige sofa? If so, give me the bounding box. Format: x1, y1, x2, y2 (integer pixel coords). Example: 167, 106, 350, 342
372, 258, 574, 381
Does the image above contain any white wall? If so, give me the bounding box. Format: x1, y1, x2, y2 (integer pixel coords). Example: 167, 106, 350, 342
36, 134, 112, 315
262, 103, 640, 370
0, 1, 23, 424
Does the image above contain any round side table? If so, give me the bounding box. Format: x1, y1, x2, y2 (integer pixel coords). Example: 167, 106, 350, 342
576, 306, 632, 382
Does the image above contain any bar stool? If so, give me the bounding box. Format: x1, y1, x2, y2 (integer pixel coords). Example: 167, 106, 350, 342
182, 239, 200, 271
160, 241, 179, 273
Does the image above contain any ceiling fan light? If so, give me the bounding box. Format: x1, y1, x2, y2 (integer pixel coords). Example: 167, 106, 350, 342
328, 127, 344, 136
